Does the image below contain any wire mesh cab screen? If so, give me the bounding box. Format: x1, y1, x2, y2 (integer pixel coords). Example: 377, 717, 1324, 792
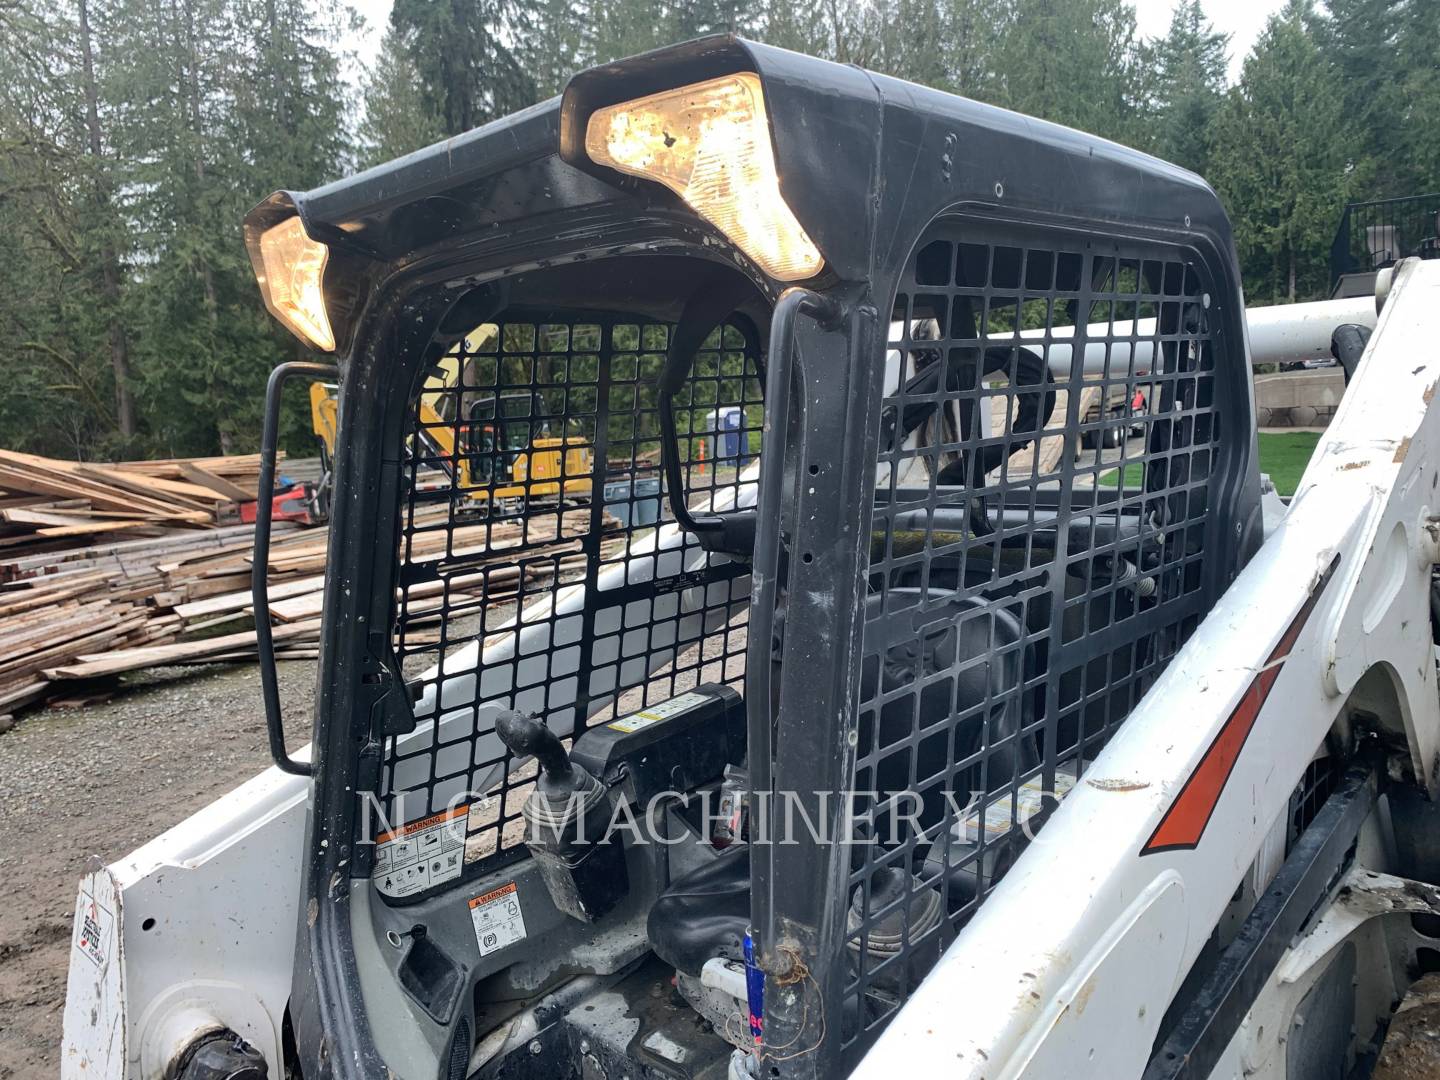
843, 218, 1228, 1048
376, 309, 762, 897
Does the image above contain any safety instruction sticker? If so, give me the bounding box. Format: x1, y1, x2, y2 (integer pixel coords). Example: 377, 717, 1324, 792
373, 804, 468, 899
469, 882, 527, 957
75, 888, 113, 968
608, 691, 708, 733
964, 771, 1076, 844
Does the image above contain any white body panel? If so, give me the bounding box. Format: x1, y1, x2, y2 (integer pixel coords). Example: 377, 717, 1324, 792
61, 758, 308, 1078
855, 258, 1440, 1077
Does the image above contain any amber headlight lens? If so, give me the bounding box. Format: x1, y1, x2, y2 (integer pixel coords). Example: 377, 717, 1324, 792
256, 216, 335, 351
584, 73, 823, 282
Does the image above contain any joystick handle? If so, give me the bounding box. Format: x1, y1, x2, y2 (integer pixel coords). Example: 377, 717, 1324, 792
495, 710, 572, 783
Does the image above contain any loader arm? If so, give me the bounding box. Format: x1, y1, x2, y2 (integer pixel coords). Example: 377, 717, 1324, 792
413, 395, 475, 491
859, 257, 1440, 1077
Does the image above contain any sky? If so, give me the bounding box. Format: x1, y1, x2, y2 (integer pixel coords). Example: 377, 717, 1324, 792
344, 0, 1291, 88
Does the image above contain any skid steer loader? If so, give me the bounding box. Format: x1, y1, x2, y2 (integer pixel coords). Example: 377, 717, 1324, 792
61, 35, 1440, 1080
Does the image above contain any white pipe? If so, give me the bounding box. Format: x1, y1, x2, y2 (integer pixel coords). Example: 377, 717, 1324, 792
1244, 294, 1376, 366
909, 295, 1379, 377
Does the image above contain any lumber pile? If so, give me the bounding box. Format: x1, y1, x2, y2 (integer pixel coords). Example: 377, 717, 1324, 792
0, 449, 618, 715
0, 449, 288, 712
0, 449, 270, 547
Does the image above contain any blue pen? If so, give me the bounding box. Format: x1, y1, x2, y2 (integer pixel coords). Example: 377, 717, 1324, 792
742, 929, 764, 1047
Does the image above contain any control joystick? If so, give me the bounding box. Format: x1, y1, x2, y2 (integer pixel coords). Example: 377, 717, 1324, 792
494, 710, 626, 921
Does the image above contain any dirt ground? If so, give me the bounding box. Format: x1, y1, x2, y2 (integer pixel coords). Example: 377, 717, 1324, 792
0, 659, 316, 1079
1373, 973, 1440, 1080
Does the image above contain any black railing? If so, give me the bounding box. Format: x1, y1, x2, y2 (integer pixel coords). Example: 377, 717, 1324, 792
1330, 192, 1440, 286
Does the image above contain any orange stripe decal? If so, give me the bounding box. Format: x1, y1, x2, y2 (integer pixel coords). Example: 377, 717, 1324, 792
1141, 559, 1336, 856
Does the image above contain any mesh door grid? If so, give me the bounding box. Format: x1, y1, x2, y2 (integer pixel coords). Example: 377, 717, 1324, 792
843, 219, 1226, 1046
380, 310, 762, 883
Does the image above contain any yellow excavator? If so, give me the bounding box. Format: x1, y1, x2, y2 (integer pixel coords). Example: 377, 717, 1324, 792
308, 327, 593, 519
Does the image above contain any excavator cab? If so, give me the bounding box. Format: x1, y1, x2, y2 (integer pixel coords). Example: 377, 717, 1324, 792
237, 36, 1264, 1080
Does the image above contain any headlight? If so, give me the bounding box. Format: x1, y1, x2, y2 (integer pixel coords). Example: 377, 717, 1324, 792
584, 73, 823, 282
255, 216, 335, 351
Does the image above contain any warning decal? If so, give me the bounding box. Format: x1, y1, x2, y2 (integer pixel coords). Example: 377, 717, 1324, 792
469, 882, 527, 957
964, 771, 1076, 843
75, 887, 112, 968
373, 804, 468, 899
608, 691, 708, 733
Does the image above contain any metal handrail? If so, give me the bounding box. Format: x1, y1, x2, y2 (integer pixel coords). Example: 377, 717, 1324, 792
254, 360, 338, 777
1330, 192, 1440, 285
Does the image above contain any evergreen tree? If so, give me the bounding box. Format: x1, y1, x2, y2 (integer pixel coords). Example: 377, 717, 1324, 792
520, 0, 587, 100
76, 0, 137, 442
233, 0, 352, 192
97, 0, 349, 454
870, 0, 948, 90
101, 0, 251, 452
389, 0, 535, 135
670, 0, 756, 40
940, 0, 1006, 99
989, 0, 1148, 148
359, 26, 446, 166
1150, 0, 1228, 175
757, 0, 829, 59
1312, 0, 1398, 193
0, 0, 131, 455
1210, 0, 1349, 303
1392, 0, 1440, 195
586, 0, 670, 67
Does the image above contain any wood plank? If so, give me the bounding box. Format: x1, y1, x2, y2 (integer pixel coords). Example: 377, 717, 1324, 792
0, 522, 265, 574
177, 463, 255, 502
0, 679, 48, 711
0, 495, 91, 512
48, 689, 116, 709
180, 611, 252, 634
45, 618, 323, 679
173, 573, 326, 620
1, 603, 126, 657
112, 452, 273, 478
0, 453, 209, 521
173, 572, 253, 600
0, 574, 115, 617
34, 521, 157, 539
0, 613, 149, 683
0, 448, 216, 508
0, 462, 151, 516
72, 463, 222, 508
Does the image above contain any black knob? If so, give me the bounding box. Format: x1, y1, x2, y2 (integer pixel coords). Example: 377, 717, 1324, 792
495, 710, 571, 782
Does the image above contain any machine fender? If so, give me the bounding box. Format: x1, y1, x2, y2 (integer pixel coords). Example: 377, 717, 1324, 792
59, 762, 309, 1079
1000, 872, 1188, 1079
63, 860, 127, 1080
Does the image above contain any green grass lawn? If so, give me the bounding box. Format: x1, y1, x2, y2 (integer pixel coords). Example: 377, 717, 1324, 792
1099, 431, 1321, 496
1254, 431, 1321, 496
1097, 461, 1147, 488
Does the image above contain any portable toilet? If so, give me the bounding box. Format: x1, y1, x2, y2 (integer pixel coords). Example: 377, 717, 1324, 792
704, 406, 746, 465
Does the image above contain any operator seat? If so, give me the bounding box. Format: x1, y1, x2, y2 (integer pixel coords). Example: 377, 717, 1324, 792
647, 588, 1028, 975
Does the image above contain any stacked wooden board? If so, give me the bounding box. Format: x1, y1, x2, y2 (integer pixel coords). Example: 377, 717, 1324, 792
0, 450, 284, 712
1, 448, 618, 717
